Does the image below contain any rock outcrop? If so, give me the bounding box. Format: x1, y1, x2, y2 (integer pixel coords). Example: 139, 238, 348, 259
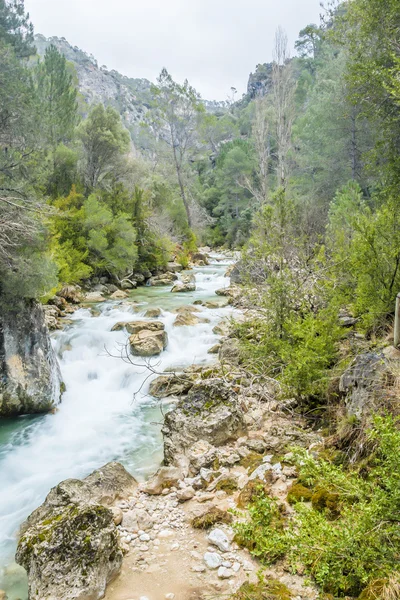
162, 378, 245, 473
339, 352, 392, 418
0, 299, 63, 417
16, 462, 137, 600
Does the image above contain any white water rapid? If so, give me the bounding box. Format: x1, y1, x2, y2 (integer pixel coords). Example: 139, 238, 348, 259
0, 255, 235, 599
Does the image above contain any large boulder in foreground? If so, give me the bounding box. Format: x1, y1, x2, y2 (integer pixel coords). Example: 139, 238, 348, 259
0, 299, 63, 417
16, 462, 136, 600
127, 321, 168, 357
162, 378, 245, 473
17, 504, 121, 600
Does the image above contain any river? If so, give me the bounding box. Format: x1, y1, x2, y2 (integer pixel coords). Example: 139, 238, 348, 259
0, 255, 235, 599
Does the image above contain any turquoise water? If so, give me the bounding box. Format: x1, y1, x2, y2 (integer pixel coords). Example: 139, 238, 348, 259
0, 257, 234, 599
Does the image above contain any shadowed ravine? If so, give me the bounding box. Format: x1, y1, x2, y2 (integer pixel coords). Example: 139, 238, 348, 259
0, 255, 235, 600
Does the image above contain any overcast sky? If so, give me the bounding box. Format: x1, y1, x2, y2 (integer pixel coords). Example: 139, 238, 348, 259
24, 0, 322, 100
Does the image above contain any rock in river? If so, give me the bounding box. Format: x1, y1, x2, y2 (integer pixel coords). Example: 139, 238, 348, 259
129, 321, 168, 357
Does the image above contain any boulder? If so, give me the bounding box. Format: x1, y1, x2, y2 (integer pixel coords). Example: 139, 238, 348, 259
0, 299, 63, 417
173, 305, 201, 314
57, 285, 83, 304
132, 273, 146, 284
208, 528, 231, 552
149, 272, 177, 286
213, 319, 230, 336
174, 313, 209, 327
16, 504, 122, 600
84, 291, 106, 303
208, 344, 221, 354
215, 286, 241, 300
339, 352, 392, 418
191, 252, 209, 265
176, 486, 195, 502
171, 281, 196, 293
229, 261, 244, 285
120, 279, 137, 290
204, 300, 228, 309
110, 290, 128, 300
144, 308, 161, 318
129, 323, 168, 357
219, 338, 241, 366
141, 466, 182, 495
125, 321, 165, 335
16, 462, 136, 600
181, 272, 196, 285
149, 373, 195, 398
21, 462, 138, 533
167, 262, 184, 273
162, 379, 245, 472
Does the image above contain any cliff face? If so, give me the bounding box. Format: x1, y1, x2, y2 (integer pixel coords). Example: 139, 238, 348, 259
33, 35, 228, 139
34, 34, 153, 139
246, 62, 273, 98
0, 299, 63, 417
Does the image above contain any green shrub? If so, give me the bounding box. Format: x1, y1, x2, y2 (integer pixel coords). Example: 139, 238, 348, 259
234, 416, 400, 597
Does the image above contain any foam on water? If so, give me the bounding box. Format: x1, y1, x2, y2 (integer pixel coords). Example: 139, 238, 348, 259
0, 255, 235, 598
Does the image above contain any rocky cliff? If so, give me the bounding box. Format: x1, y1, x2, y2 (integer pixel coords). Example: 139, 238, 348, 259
0, 298, 63, 417
34, 34, 153, 140
33, 34, 228, 143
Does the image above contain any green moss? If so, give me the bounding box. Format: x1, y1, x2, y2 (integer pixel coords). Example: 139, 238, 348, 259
311, 488, 341, 516
239, 451, 264, 472
287, 482, 313, 505
214, 477, 238, 494
237, 479, 271, 509
231, 578, 292, 600
191, 506, 233, 529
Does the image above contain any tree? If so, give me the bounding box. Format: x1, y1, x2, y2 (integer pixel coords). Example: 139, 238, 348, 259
34, 45, 79, 152
78, 104, 130, 191
151, 68, 204, 228
271, 27, 296, 190
0, 0, 34, 58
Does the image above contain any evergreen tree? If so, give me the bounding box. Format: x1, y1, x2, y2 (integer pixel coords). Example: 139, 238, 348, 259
34, 45, 79, 152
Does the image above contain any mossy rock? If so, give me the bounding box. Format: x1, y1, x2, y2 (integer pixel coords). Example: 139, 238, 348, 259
237, 479, 271, 509
287, 482, 313, 505
214, 477, 238, 494
231, 578, 292, 600
239, 451, 264, 472
191, 506, 233, 529
311, 488, 340, 516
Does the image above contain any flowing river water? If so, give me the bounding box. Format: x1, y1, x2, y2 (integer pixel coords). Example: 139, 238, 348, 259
0, 254, 235, 599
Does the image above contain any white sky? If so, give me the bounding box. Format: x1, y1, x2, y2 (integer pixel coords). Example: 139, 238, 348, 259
24, 0, 322, 100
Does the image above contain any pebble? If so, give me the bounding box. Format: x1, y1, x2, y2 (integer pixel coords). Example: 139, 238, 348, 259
232, 562, 241, 573
139, 533, 151, 542
218, 566, 234, 579
165, 595, 175, 600
208, 528, 231, 552
158, 529, 174, 538
222, 560, 232, 568
191, 564, 206, 573
204, 552, 222, 569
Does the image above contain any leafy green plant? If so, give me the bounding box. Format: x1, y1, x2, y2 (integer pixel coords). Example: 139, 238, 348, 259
234, 416, 400, 597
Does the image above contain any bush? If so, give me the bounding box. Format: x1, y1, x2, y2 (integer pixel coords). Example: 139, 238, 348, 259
234, 416, 400, 597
